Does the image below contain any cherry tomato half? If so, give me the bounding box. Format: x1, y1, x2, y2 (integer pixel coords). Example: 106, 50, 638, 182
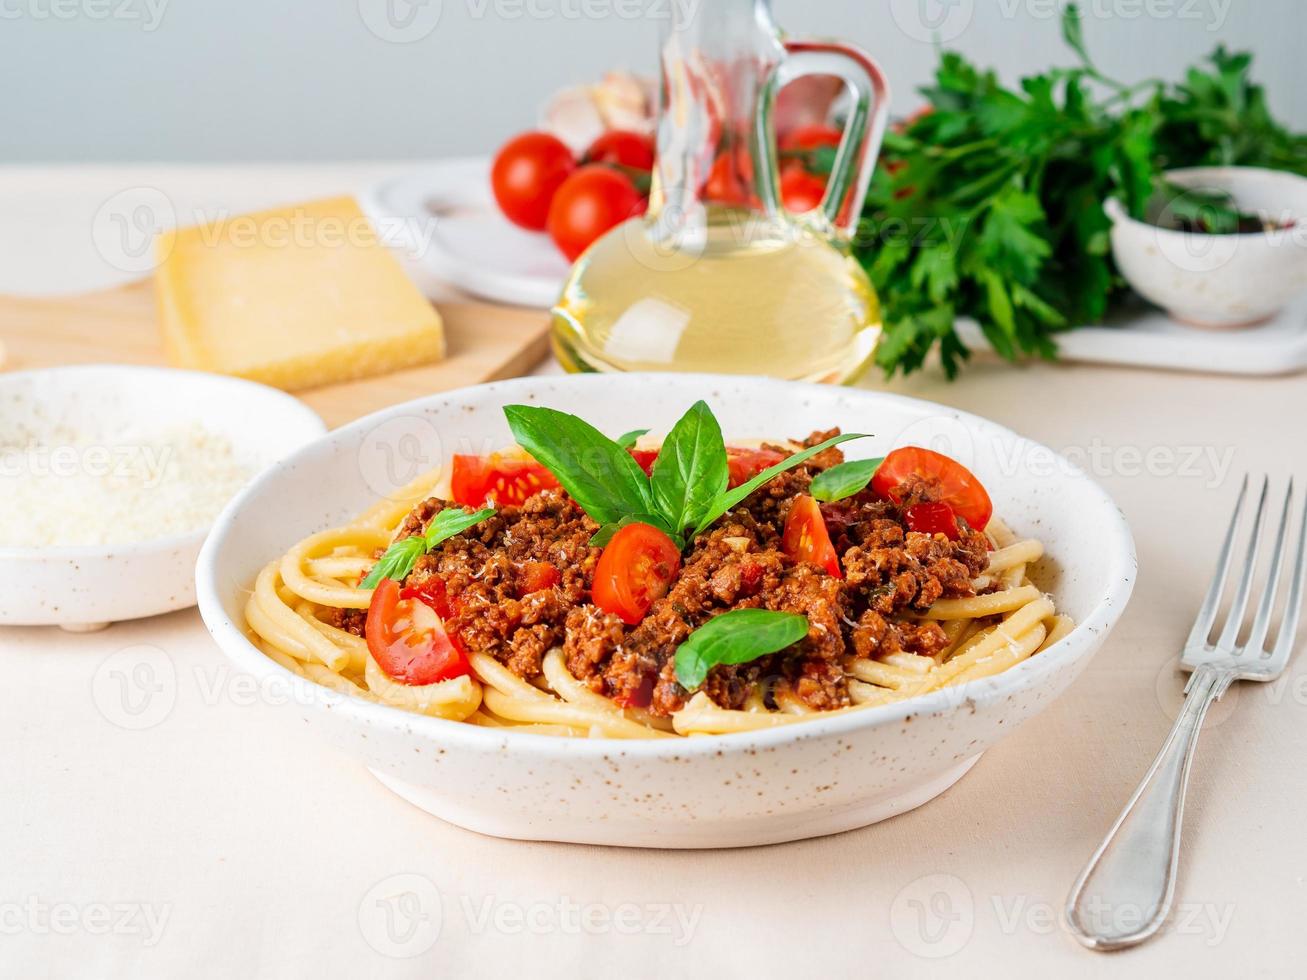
592, 523, 682, 625
629, 448, 660, 476
871, 447, 993, 531
547, 165, 646, 262
782, 494, 841, 578
366, 579, 470, 686
904, 501, 961, 540
490, 131, 576, 231
450, 453, 559, 507
726, 447, 785, 488
583, 130, 656, 171
780, 168, 828, 213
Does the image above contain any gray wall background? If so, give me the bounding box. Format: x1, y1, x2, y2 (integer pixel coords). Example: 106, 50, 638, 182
1, 0, 1301, 162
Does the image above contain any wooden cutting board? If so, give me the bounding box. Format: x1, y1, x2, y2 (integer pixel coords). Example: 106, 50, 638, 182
0, 280, 551, 428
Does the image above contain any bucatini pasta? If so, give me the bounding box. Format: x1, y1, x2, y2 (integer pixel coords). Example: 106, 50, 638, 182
243, 403, 1071, 739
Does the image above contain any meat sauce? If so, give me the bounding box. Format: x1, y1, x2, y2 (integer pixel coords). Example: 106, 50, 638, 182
338, 430, 990, 717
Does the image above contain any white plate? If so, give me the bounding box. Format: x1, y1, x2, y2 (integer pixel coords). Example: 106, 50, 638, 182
0, 366, 325, 629
958, 293, 1307, 375
364, 157, 570, 308
196, 374, 1136, 848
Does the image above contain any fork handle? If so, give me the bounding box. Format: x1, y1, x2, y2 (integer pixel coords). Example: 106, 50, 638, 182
1065, 663, 1237, 950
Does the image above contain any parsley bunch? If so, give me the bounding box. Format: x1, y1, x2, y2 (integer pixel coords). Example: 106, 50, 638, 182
860, 3, 1307, 377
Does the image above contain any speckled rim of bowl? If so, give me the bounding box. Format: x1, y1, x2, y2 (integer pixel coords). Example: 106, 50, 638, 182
0, 364, 327, 562
195, 373, 1137, 760
1104, 164, 1307, 241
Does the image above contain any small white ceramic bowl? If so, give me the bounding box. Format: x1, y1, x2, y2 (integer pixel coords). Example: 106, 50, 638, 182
0, 365, 326, 629
1106, 166, 1307, 328
196, 374, 1135, 848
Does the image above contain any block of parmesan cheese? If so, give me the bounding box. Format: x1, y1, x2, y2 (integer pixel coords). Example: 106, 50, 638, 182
154, 196, 444, 391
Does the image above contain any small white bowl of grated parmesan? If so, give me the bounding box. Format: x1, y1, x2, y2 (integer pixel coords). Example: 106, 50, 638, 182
0, 365, 326, 629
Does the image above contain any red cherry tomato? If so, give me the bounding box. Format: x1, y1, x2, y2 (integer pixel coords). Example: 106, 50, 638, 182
592, 523, 682, 625
779, 124, 843, 153
726, 447, 786, 488
782, 494, 841, 578
704, 148, 754, 205
904, 501, 961, 540
629, 448, 659, 476
547, 165, 646, 262
400, 577, 452, 618
450, 453, 559, 507
583, 130, 656, 170
780, 168, 828, 213
872, 447, 993, 531
366, 579, 470, 686
490, 132, 576, 231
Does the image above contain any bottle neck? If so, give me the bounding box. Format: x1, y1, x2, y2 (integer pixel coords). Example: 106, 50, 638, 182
652, 0, 783, 229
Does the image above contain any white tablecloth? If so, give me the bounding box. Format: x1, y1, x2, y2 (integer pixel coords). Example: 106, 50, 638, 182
1, 165, 1303, 978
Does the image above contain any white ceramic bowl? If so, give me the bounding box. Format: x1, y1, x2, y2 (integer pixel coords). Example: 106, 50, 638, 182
1106, 166, 1307, 328
196, 374, 1135, 848
0, 365, 326, 629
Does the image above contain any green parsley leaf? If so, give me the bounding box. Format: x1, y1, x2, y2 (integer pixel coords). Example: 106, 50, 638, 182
504, 405, 654, 526
808, 457, 884, 503
674, 609, 810, 691
650, 400, 729, 538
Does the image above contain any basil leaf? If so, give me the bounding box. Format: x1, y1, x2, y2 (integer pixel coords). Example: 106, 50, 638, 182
691, 432, 871, 537
650, 400, 729, 537
361, 506, 495, 589
616, 428, 650, 450
589, 514, 682, 549
504, 405, 653, 525
673, 609, 810, 690
808, 457, 884, 503
424, 506, 495, 548
359, 536, 425, 589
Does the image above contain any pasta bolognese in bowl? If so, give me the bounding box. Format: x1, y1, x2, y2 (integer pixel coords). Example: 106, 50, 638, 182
196, 374, 1134, 847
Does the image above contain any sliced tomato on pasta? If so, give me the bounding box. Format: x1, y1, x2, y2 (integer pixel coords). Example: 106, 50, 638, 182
782, 494, 841, 577
871, 447, 992, 530
904, 501, 961, 540
592, 523, 681, 625
366, 579, 470, 685
450, 453, 559, 506
726, 447, 786, 487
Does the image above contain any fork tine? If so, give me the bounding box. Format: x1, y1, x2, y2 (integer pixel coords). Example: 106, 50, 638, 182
1216, 476, 1270, 652
1185, 475, 1249, 650
1268, 487, 1307, 668
1244, 480, 1293, 656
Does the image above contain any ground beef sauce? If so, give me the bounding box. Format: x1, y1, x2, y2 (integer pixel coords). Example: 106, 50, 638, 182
358, 430, 991, 717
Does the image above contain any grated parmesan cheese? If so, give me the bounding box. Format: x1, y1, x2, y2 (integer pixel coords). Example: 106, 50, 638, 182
0, 419, 257, 548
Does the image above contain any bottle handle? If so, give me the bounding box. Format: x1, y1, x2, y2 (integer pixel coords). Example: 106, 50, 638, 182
758, 38, 890, 238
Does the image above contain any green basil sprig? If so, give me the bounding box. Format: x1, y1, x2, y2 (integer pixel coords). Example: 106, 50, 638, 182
808, 457, 885, 503
504, 405, 658, 528
504, 400, 870, 548
673, 609, 810, 690
616, 429, 650, 450
360, 506, 495, 589
688, 431, 869, 537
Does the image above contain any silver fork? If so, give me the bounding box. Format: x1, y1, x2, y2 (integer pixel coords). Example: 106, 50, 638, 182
1066, 476, 1307, 951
